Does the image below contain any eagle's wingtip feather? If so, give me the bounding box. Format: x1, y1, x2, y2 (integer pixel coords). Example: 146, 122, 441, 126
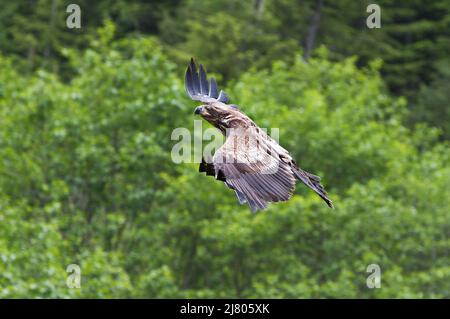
185, 58, 230, 104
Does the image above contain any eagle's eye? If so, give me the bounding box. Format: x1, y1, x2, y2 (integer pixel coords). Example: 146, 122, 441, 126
194, 106, 203, 115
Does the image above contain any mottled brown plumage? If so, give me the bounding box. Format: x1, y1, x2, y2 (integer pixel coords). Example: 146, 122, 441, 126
185, 58, 333, 211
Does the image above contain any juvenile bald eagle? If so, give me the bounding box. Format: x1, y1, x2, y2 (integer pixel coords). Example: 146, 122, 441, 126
185, 59, 333, 211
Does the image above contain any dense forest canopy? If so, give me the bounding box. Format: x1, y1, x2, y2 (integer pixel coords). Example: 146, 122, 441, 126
0, 0, 448, 298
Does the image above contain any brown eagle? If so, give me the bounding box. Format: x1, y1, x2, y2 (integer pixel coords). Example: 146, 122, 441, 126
185, 59, 333, 211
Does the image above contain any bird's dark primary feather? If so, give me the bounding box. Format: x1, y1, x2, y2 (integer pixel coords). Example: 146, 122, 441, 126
217, 90, 229, 103
190, 59, 200, 94
185, 65, 194, 97
199, 64, 209, 95
209, 77, 219, 99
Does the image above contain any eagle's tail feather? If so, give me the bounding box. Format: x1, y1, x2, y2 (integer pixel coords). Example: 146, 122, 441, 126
293, 168, 333, 208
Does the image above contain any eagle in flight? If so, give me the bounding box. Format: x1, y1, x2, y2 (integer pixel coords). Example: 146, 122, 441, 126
185, 59, 333, 211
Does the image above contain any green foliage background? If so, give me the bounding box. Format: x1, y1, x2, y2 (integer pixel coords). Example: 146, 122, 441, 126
0, 1, 449, 298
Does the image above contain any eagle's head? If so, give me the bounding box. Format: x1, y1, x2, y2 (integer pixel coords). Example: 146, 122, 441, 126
194, 102, 241, 132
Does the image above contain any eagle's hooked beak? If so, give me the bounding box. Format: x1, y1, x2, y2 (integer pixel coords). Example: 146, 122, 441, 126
194, 106, 204, 115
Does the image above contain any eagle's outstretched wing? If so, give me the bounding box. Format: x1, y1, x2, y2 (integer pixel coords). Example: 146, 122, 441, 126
185, 58, 229, 104
211, 128, 295, 211
200, 126, 332, 211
